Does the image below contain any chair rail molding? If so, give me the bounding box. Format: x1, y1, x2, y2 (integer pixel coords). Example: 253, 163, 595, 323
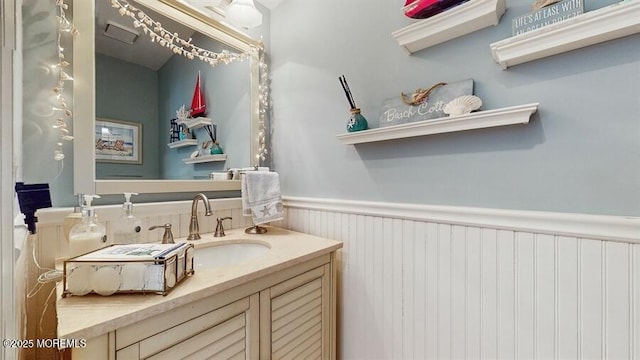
283, 196, 640, 244
490, 0, 640, 68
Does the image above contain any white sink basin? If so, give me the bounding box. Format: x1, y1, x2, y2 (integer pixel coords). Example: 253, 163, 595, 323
194, 241, 270, 269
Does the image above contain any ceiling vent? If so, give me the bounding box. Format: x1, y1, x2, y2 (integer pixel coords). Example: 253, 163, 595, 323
104, 21, 140, 45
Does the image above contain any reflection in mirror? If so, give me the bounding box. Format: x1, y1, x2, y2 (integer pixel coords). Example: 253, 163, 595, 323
94, 0, 250, 180
73, 0, 266, 195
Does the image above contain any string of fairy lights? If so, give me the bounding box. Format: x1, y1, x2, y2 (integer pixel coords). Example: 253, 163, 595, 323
52, 0, 78, 161
109, 0, 248, 66
257, 49, 269, 165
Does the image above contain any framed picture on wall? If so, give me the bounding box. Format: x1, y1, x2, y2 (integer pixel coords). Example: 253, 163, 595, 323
95, 118, 142, 164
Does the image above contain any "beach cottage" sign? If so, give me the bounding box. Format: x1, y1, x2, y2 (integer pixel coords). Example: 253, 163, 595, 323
379, 79, 473, 128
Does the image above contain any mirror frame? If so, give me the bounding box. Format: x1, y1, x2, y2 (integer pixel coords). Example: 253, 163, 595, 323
73, 0, 264, 195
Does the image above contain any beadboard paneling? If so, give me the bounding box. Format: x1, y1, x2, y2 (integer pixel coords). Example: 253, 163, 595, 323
277, 197, 640, 360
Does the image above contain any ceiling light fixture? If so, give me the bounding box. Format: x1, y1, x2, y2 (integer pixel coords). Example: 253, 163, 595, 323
225, 0, 263, 29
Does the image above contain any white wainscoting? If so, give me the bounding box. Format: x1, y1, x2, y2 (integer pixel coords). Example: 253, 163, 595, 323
276, 197, 640, 360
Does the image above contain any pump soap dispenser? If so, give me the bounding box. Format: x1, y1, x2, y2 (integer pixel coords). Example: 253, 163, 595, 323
63, 193, 84, 250
68, 195, 107, 258
113, 192, 142, 244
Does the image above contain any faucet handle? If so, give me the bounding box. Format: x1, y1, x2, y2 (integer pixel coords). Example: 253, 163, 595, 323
214, 217, 232, 237
149, 223, 174, 244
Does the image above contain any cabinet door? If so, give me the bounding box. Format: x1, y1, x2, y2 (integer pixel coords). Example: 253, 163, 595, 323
260, 265, 333, 360
116, 294, 259, 360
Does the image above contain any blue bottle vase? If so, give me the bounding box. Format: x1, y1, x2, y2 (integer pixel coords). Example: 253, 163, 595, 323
210, 143, 224, 155
347, 108, 368, 132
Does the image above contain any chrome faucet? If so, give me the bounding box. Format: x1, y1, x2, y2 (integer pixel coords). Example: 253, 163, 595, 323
187, 193, 213, 240
214, 217, 232, 237
149, 223, 174, 244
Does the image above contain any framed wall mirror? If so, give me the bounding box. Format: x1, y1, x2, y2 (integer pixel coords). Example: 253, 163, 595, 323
73, 0, 264, 195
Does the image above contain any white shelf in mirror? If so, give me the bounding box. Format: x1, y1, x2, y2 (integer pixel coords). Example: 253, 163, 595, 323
182, 154, 227, 164
336, 103, 539, 145
176, 117, 214, 129
490, 0, 640, 69
392, 0, 506, 54
167, 139, 198, 148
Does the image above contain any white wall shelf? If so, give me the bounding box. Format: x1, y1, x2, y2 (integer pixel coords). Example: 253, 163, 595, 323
392, 0, 506, 55
490, 0, 640, 69
167, 139, 198, 148
336, 103, 539, 145
176, 117, 213, 130
182, 154, 227, 164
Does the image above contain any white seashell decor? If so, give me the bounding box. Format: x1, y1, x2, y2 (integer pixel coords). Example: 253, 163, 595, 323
443, 95, 483, 116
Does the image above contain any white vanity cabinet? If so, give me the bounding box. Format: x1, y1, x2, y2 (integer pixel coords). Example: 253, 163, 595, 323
115, 294, 259, 359
70, 252, 337, 360
260, 264, 333, 359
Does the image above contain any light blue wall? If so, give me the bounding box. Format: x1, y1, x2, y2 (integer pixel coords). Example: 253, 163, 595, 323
97, 41, 252, 181
95, 53, 160, 179
26, 0, 637, 214
158, 32, 252, 180
269, 0, 640, 216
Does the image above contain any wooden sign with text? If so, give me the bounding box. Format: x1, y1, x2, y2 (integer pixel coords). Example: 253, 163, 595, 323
379, 79, 473, 128
512, 0, 584, 36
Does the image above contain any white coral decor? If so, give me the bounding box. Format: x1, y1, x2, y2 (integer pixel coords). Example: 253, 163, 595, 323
176, 105, 190, 121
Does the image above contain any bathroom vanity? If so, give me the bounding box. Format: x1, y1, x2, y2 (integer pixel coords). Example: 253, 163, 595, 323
57, 227, 342, 359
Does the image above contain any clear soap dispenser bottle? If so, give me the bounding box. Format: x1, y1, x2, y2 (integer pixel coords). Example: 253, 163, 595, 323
113, 192, 142, 244
63, 193, 84, 248
68, 195, 107, 257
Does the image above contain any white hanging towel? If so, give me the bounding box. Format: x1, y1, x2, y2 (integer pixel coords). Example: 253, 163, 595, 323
241, 172, 284, 225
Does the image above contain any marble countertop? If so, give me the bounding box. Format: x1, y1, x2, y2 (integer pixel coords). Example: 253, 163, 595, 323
56, 226, 342, 340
